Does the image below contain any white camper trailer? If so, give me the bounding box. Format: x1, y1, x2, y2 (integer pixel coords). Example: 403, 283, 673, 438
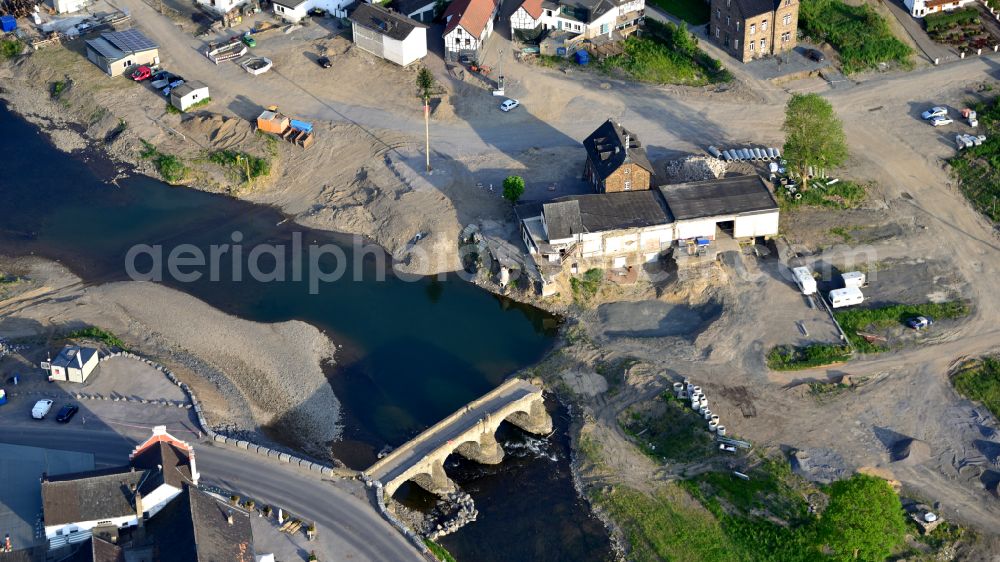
828, 287, 864, 308
840, 271, 866, 289
792, 267, 817, 295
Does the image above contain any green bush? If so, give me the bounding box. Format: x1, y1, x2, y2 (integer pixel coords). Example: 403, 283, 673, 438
139, 140, 189, 184
834, 300, 970, 352
209, 150, 271, 181
423, 539, 457, 562
767, 344, 852, 370
799, 0, 912, 73
925, 8, 979, 33
597, 20, 730, 85
569, 268, 603, 302
952, 356, 1000, 420
66, 326, 128, 350
777, 180, 867, 209
0, 38, 21, 59
817, 474, 907, 561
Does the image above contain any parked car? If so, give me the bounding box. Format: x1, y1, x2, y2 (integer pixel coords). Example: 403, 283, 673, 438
316, 56, 332, 68
55, 404, 79, 423
162, 79, 185, 96
131, 66, 153, 81
31, 399, 54, 420
806, 49, 825, 62
242, 33, 256, 48
931, 116, 953, 127
499, 98, 520, 112
921, 106, 948, 120
458, 55, 474, 65
906, 316, 934, 330
152, 70, 171, 82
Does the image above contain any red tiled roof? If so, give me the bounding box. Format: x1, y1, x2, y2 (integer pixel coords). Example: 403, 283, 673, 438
517, 0, 544, 19
443, 0, 497, 38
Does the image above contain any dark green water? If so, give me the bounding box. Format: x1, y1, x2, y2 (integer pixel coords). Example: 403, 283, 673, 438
0, 105, 612, 561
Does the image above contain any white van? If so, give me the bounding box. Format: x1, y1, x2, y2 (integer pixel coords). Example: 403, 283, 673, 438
829, 287, 864, 308
841, 271, 866, 289
32, 399, 54, 419
792, 267, 817, 295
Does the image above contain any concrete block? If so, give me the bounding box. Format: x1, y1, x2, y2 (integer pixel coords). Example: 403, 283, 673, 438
236, 440, 250, 450
265, 449, 280, 458
278, 453, 291, 463
214, 434, 226, 443
321, 467, 334, 476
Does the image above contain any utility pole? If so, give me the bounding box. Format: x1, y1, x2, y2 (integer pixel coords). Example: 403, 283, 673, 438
424, 95, 431, 172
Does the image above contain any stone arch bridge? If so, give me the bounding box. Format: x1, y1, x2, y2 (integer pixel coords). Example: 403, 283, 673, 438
365, 378, 552, 498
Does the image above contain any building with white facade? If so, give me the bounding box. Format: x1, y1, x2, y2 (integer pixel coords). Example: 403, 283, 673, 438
48, 345, 99, 383
350, 2, 428, 66
390, 0, 438, 23
272, 0, 351, 22
903, 0, 975, 17
443, 0, 499, 61
170, 81, 210, 112
49, 0, 89, 14
510, 0, 644, 41
195, 0, 245, 14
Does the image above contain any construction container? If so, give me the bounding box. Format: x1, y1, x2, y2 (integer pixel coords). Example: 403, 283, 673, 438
840, 271, 866, 288
257, 110, 289, 134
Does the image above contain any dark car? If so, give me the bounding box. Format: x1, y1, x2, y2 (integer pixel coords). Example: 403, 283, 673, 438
56, 404, 79, 423
806, 49, 825, 62
317, 56, 332, 68
152, 70, 171, 82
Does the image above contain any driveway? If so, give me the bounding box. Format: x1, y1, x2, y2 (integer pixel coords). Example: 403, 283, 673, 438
881, 0, 956, 64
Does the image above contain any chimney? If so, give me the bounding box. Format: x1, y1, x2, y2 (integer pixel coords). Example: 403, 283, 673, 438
227, 510, 234, 526
134, 489, 144, 528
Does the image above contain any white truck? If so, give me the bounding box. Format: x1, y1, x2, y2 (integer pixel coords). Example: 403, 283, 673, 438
32, 399, 54, 419
792, 266, 817, 295
829, 287, 864, 308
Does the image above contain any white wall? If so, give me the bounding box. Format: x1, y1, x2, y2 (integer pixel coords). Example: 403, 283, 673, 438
173, 86, 210, 111
142, 484, 182, 517
382, 28, 427, 66
273, 1, 309, 22
733, 211, 779, 238
904, 0, 973, 17
676, 217, 722, 240
510, 6, 539, 30
46, 515, 137, 540
52, 0, 88, 14
196, 0, 244, 14
445, 12, 495, 54
512, 0, 644, 37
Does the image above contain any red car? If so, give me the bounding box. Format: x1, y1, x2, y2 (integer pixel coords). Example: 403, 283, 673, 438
131, 66, 153, 81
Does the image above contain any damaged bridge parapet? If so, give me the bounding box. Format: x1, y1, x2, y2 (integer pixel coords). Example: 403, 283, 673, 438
365, 379, 551, 498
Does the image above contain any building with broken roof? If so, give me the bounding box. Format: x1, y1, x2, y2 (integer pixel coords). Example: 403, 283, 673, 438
350, 2, 428, 66
583, 119, 655, 193
41, 426, 200, 548
708, 0, 798, 62
84, 29, 159, 77
511, 0, 644, 42
443, 0, 499, 61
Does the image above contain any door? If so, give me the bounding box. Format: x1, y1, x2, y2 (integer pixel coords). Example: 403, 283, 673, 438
613, 256, 627, 268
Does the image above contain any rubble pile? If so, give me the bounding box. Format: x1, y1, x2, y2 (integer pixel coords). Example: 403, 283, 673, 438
662, 156, 727, 184
426, 491, 478, 539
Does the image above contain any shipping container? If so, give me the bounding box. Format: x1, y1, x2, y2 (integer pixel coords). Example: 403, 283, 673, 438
256, 110, 289, 134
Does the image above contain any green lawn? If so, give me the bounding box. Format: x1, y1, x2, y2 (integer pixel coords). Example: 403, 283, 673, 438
775, 180, 867, 209
767, 344, 852, 371
950, 96, 1000, 222
799, 0, 912, 74
648, 0, 710, 25
952, 356, 1000, 420
834, 301, 970, 352
598, 20, 731, 85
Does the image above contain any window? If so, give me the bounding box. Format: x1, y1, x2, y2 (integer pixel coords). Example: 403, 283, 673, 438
734, 39, 739, 49
784, 0, 791, 5
624, 180, 632, 190
760, 38, 766, 49
749, 23, 755, 35
749, 40, 754, 51
781, 31, 790, 42
783, 13, 791, 25
736, 21, 740, 31
275, 4, 283, 11
726, 16, 730, 25
716, 8, 721, 19
624, 167, 630, 174
716, 27, 720, 38
761, 20, 767, 30
465, 38, 471, 46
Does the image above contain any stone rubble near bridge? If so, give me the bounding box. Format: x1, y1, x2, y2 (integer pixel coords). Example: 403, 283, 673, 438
425, 491, 478, 540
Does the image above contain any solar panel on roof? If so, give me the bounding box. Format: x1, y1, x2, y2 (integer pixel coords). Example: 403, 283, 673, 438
105, 29, 157, 54
86, 37, 125, 60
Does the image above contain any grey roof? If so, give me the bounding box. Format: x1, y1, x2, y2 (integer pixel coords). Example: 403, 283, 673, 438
85, 29, 157, 62
538, 191, 672, 240
131, 441, 192, 489
146, 487, 255, 562
734, 0, 779, 18
583, 119, 655, 181
170, 80, 208, 99
537, 0, 618, 24
51, 345, 98, 369
42, 469, 143, 525
273, 0, 310, 8
350, 2, 426, 40
389, 0, 436, 17
657, 175, 778, 220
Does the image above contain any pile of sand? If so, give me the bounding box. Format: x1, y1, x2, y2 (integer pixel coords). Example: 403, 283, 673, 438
890, 437, 932, 465
181, 114, 252, 148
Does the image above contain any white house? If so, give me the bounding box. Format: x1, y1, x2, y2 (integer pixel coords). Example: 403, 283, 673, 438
42, 426, 198, 547
511, 0, 644, 41
84, 29, 160, 77
49, 0, 89, 14
443, 0, 499, 61
904, 0, 975, 17
349, 3, 428, 66
390, 0, 438, 23
170, 81, 210, 111
272, 0, 351, 22
48, 345, 99, 383
195, 0, 245, 14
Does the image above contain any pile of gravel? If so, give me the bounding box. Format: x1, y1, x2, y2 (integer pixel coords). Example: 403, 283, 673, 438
662, 156, 727, 184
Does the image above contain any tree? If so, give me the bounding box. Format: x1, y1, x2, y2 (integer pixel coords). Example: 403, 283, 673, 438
416, 67, 436, 172
817, 474, 906, 561
502, 175, 525, 203
782, 93, 848, 189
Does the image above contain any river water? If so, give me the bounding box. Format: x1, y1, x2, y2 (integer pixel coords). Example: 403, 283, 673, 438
0, 105, 612, 561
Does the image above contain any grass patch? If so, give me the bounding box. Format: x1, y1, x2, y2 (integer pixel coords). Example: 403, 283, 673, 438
598, 20, 731, 85
0, 38, 21, 59
648, 0, 709, 25
50, 80, 69, 100
776, 179, 867, 209
139, 140, 188, 184
578, 433, 604, 466
620, 393, 717, 463
66, 326, 128, 350
423, 539, 457, 562
950, 97, 1000, 222
952, 356, 1000, 420
569, 268, 603, 302
766, 344, 852, 371
829, 226, 853, 243
834, 300, 970, 352
799, 0, 912, 74
593, 485, 738, 562
209, 150, 271, 183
